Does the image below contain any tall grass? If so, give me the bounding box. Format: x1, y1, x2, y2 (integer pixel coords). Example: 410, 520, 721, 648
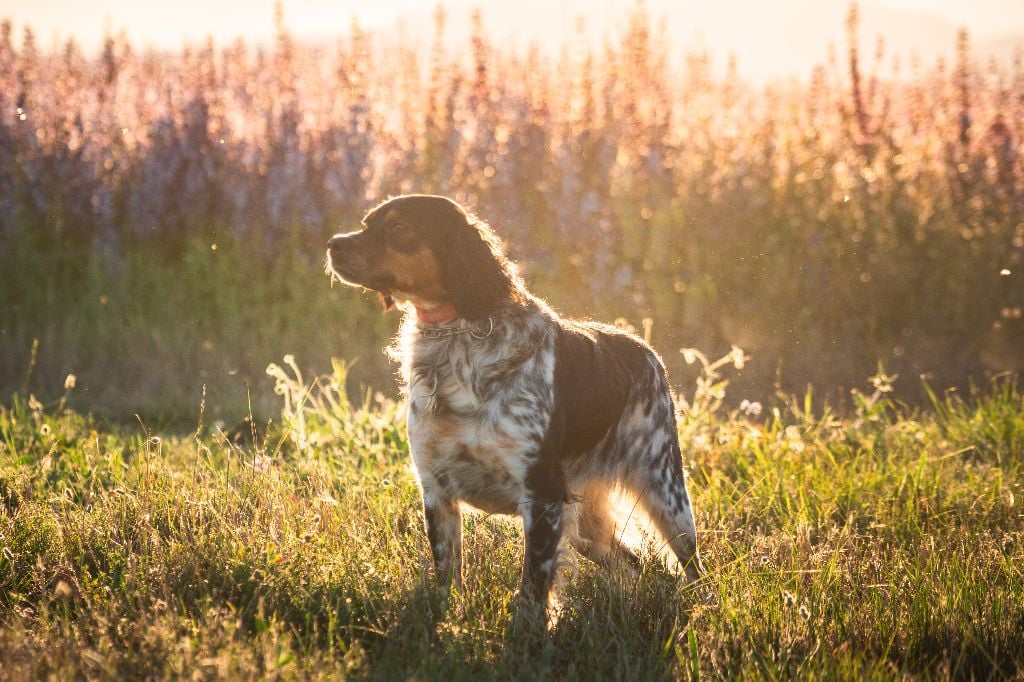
0, 232, 392, 422
1, 362, 1021, 678
2, 5, 1020, 675
1, 2, 1021, 416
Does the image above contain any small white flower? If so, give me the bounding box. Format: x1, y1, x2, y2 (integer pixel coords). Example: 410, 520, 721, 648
740, 399, 763, 417
249, 454, 272, 472
869, 370, 897, 394
784, 425, 805, 453
64, 374, 77, 390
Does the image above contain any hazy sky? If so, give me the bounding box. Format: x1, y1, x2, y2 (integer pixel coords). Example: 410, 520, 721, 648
2, 0, 1022, 79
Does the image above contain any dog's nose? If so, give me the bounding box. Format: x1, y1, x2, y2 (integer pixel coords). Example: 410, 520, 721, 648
327, 234, 354, 259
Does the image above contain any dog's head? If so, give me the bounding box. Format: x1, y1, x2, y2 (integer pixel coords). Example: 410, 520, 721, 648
327, 194, 523, 320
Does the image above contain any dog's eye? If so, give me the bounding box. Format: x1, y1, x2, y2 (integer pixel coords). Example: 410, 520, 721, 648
388, 222, 411, 237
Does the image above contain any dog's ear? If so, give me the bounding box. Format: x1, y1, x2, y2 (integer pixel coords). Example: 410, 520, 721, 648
442, 216, 518, 320
380, 293, 395, 311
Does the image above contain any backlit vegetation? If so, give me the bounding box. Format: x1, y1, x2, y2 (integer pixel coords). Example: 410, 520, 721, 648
0, 3, 1021, 416
1, 6, 1023, 674
1, 361, 1022, 677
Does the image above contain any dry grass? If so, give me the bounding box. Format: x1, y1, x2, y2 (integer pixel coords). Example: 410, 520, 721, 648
1, 362, 1021, 679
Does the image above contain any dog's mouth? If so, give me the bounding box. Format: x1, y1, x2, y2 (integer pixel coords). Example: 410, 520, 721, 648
326, 250, 363, 283
327, 254, 396, 294
328, 260, 361, 284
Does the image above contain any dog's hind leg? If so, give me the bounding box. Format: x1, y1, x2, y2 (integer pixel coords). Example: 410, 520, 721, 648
569, 481, 641, 569
630, 443, 704, 583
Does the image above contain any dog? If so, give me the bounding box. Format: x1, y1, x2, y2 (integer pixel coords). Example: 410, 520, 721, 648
327, 194, 704, 605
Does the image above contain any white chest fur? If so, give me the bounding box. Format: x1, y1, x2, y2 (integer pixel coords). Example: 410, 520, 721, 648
399, 316, 555, 516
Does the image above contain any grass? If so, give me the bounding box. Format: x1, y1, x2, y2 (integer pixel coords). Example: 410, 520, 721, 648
0, 233, 395, 425
1, 361, 1022, 679
2, 4, 1021, 676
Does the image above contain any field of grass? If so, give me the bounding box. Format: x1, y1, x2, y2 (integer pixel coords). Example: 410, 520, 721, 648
2, 2, 1023, 677
0, 233, 393, 424
2, 361, 1022, 679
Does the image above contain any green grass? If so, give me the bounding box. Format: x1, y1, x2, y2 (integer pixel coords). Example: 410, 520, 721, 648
0, 233, 395, 425
1, 362, 1022, 679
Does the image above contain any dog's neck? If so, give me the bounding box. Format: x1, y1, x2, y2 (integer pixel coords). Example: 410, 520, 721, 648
415, 303, 460, 325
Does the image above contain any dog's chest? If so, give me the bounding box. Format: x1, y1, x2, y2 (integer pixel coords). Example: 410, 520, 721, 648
415, 414, 530, 514
404, 331, 554, 515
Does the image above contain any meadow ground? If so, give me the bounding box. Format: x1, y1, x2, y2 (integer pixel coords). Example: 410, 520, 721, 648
2, 3, 1023, 678
1, 360, 1021, 680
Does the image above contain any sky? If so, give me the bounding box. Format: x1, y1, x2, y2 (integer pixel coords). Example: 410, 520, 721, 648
1, 0, 1022, 79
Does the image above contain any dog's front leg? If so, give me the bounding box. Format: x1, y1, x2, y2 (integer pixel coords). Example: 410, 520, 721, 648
520, 498, 563, 603
422, 488, 462, 588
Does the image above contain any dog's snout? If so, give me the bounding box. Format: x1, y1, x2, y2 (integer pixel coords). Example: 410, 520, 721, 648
327, 232, 364, 281
328, 233, 359, 263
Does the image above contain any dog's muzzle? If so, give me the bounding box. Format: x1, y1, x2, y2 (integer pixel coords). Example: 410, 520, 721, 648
326, 232, 396, 293
327, 233, 360, 278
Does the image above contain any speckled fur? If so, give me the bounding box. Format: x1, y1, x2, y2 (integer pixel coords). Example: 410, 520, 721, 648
328, 194, 705, 606
392, 296, 704, 602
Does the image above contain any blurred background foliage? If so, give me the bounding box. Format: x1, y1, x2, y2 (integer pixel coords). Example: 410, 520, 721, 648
0, 3, 1021, 422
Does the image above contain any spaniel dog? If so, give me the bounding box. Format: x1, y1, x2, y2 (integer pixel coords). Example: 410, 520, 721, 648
327, 194, 704, 605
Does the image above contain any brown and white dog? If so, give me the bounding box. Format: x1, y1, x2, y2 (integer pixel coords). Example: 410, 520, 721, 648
327, 194, 704, 605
